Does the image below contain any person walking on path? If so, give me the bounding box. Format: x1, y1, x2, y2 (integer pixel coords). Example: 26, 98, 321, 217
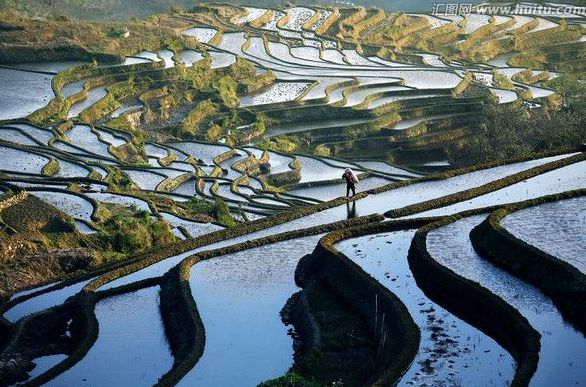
342, 168, 358, 197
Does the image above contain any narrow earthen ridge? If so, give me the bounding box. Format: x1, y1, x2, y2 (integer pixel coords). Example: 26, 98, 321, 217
15, 292, 98, 387
470, 189, 586, 335
0, 192, 367, 320
21, 277, 160, 387
155, 213, 385, 387
158, 266, 204, 387
84, 193, 369, 292
409, 217, 541, 387
292, 218, 433, 386
0, 301, 82, 385
385, 151, 585, 218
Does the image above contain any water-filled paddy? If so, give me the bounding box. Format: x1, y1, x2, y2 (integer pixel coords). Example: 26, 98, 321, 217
173, 179, 197, 196
65, 125, 113, 158
209, 51, 237, 68
427, 215, 586, 386
178, 235, 322, 387
123, 169, 167, 191
364, 154, 578, 214
355, 161, 421, 177
343, 49, 388, 66
0, 68, 53, 120
344, 85, 411, 107
410, 158, 586, 218
490, 88, 519, 104
177, 50, 204, 67
67, 86, 108, 119
239, 81, 311, 107
132, 51, 160, 62
30, 191, 94, 221
167, 142, 231, 165
27, 354, 68, 380
0, 127, 43, 146
290, 176, 392, 201
160, 212, 223, 238
94, 128, 128, 147
0, 145, 49, 175
97, 201, 356, 291
9, 61, 87, 74
157, 49, 175, 68
1, 3, 584, 385
61, 79, 87, 98
4, 279, 91, 323
290, 46, 323, 62
337, 230, 515, 386
283, 7, 315, 31
55, 159, 91, 178
501, 196, 586, 274
182, 27, 218, 43
45, 287, 173, 387
214, 182, 248, 203
266, 151, 295, 174
145, 143, 170, 159
6, 123, 55, 145
321, 49, 347, 65
297, 155, 348, 183
233, 7, 267, 25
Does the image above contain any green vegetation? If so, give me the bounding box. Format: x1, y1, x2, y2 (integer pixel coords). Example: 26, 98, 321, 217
98, 205, 176, 260
41, 159, 60, 177
0, 0, 200, 20
545, 73, 586, 102
213, 76, 239, 109
258, 135, 302, 153
446, 82, 586, 164
492, 70, 516, 91
178, 99, 219, 137
0, 9, 193, 63
259, 372, 320, 387
182, 197, 235, 227
1, 2, 585, 386
0, 195, 176, 295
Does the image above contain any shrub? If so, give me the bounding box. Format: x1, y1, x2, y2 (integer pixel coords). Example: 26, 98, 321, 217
43, 216, 77, 233
446, 101, 585, 165
259, 372, 320, 387
101, 208, 175, 254
545, 73, 586, 102
492, 70, 516, 90
183, 197, 235, 227
213, 198, 235, 227
213, 75, 239, 108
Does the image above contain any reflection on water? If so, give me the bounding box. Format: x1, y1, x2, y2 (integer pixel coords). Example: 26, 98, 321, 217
179, 235, 322, 387
428, 215, 586, 386
45, 287, 173, 387
346, 200, 357, 218
337, 231, 514, 386
0, 68, 53, 120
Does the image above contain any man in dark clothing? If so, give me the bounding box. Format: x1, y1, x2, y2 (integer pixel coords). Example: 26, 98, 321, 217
342, 168, 356, 197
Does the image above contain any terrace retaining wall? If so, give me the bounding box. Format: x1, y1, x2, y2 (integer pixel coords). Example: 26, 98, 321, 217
470, 189, 586, 334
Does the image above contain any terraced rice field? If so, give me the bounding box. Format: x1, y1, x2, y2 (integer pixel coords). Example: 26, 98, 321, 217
0, 1, 585, 386
337, 231, 515, 386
